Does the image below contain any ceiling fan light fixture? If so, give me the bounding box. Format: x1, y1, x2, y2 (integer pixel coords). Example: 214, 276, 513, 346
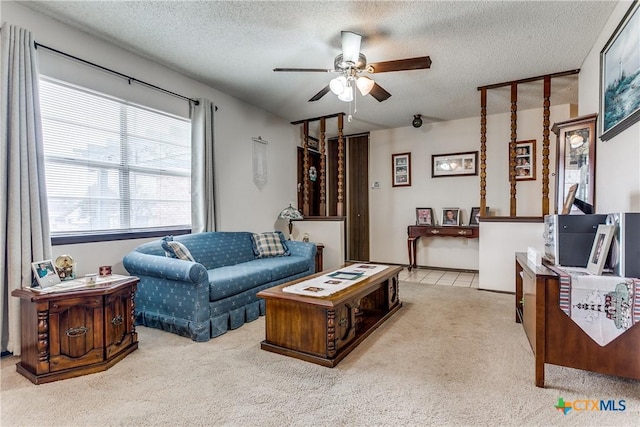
338, 85, 353, 102
330, 76, 347, 95
356, 76, 375, 96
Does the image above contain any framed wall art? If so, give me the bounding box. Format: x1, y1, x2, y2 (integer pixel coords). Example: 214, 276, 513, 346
432, 151, 478, 178
513, 140, 536, 181
415, 207, 434, 225
600, 0, 640, 140
392, 152, 412, 187
441, 208, 460, 226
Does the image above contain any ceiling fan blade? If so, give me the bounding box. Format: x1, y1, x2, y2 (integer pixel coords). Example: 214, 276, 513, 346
341, 31, 361, 64
368, 56, 432, 73
308, 85, 331, 102
369, 83, 391, 102
273, 68, 334, 73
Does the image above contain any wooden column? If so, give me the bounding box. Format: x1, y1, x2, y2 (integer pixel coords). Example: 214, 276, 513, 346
509, 83, 518, 216
319, 118, 327, 216
337, 114, 345, 217
541, 76, 551, 216
480, 88, 487, 216
302, 120, 310, 216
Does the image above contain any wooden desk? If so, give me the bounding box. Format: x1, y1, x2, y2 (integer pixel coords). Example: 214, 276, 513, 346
515, 253, 640, 387
407, 225, 479, 270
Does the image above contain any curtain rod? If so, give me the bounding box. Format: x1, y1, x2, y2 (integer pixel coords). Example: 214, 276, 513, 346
34, 41, 199, 106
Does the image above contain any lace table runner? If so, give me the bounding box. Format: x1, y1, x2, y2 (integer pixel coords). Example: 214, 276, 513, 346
283, 264, 389, 297
551, 266, 640, 346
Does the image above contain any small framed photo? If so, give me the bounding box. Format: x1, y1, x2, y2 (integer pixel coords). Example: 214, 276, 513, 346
392, 152, 411, 187
31, 260, 61, 288
561, 183, 578, 215
307, 136, 319, 151
416, 207, 434, 225
513, 140, 536, 181
469, 206, 489, 226
432, 151, 478, 178
587, 224, 615, 275
441, 208, 460, 226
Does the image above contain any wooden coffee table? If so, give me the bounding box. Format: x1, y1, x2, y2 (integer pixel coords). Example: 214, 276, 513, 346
257, 265, 402, 367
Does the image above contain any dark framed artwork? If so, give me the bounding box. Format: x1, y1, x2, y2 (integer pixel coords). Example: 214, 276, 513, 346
513, 140, 536, 181
392, 152, 411, 187
432, 151, 478, 177
415, 207, 434, 225
600, 0, 640, 140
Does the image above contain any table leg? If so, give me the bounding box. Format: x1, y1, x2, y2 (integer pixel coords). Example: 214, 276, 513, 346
412, 238, 418, 270
407, 238, 413, 271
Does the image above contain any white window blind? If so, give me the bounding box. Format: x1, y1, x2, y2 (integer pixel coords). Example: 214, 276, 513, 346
39, 78, 192, 237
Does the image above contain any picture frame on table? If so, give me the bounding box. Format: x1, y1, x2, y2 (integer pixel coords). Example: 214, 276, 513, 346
561, 183, 579, 215
392, 152, 412, 187
586, 224, 615, 275
600, 0, 640, 141
513, 140, 536, 181
432, 151, 478, 177
441, 208, 460, 226
415, 207, 434, 225
31, 259, 61, 288
469, 206, 489, 226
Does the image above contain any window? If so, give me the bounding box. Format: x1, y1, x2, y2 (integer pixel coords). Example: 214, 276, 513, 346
39, 78, 192, 243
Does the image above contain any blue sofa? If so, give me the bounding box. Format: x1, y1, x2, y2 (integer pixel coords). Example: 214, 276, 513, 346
123, 231, 316, 341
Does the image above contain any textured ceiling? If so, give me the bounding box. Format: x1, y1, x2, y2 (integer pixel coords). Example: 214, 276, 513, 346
19, 1, 616, 135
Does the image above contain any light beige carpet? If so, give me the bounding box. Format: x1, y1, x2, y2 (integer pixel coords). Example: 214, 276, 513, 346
2, 282, 639, 426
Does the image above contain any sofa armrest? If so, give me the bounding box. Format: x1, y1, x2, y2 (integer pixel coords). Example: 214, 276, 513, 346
286, 240, 317, 272
123, 251, 208, 284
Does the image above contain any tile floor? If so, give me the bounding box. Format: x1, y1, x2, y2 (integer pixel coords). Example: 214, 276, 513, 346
399, 267, 479, 288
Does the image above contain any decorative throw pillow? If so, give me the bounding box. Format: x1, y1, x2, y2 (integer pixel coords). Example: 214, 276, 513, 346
161, 236, 195, 262
251, 231, 290, 258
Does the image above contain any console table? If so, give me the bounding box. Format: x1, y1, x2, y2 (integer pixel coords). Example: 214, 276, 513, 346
11, 277, 139, 384
407, 225, 479, 270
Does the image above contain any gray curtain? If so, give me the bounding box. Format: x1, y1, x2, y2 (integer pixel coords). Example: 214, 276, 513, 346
190, 98, 216, 233
1, 25, 52, 355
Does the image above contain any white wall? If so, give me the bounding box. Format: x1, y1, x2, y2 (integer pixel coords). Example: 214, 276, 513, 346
578, 0, 640, 213
3, 2, 299, 274
369, 105, 572, 270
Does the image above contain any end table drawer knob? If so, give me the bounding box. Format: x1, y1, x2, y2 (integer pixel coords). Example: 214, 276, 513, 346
111, 315, 123, 326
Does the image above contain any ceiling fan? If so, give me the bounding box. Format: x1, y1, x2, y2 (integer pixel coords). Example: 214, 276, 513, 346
274, 31, 432, 104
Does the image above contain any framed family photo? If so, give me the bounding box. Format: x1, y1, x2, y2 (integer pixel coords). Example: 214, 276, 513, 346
432, 151, 478, 178
469, 206, 489, 226
441, 208, 460, 226
416, 207, 434, 225
31, 259, 61, 288
392, 152, 412, 187
600, 0, 640, 140
587, 224, 615, 275
513, 140, 535, 181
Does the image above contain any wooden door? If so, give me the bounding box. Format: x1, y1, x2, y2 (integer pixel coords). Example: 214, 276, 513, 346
48, 296, 104, 372
347, 135, 369, 261
104, 285, 136, 359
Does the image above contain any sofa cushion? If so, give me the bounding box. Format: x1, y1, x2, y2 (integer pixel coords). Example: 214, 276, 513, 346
161, 236, 195, 262
249, 256, 310, 282
208, 263, 273, 301
251, 231, 290, 258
